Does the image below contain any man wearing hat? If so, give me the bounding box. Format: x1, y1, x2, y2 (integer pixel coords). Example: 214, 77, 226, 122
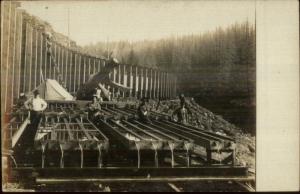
88, 95, 102, 121
137, 97, 151, 123
24, 90, 48, 134
16, 93, 28, 108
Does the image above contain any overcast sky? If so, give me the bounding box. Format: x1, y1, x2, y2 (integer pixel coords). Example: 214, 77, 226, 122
20, 0, 256, 46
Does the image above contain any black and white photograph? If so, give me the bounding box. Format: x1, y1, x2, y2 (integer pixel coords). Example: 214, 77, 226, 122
1, 0, 298, 192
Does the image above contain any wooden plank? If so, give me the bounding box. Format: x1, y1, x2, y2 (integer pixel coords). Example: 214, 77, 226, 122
77, 54, 82, 91
157, 71, 160, 99
68, 50, 72, 91
0, 1, 5, 116
28, 25, 33, 91
168, 183, 182, 192
35, 30, 42, 86
149, 68, 153, 98
148, 123, 192, 142
3, 1, 12, 112
9, 3, 17, 109
38, 30, 43, 84
123, 121, 163, 141
32, 28, 38, 89
14, 9, 23, 98
73, 53, 77, 93
129, 65, 133, 97
63, 118, 75, 140
151, 121, 211, 148
133, 120, 180, 141
153, 70, 157, 99
164, 120, 233, 142
144, 68, 148, 97
37, 176, 254, 183
88, 57, 91, 77
83, 55, 86, 82
140, 68, 144, 98
12, 118, 30, 148
65, 49, 69, 89
52, 42, 56, 80
75, 118, 92, 140
60, 46, 64, 83
111, 120, 146, 140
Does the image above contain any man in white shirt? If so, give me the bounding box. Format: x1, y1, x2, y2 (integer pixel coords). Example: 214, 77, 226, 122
24, 90, 47, 134
94, 86, 103, 102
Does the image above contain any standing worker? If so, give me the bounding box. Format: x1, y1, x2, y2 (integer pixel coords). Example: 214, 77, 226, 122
24, 90, 47, 138
172, 101, 191, 125
179, 93, 186, 105
137, 98, 151, 124
94, 86, 103, 102
88, 95, 102, 120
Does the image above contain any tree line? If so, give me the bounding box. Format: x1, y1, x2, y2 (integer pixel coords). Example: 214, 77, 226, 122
83, 21, 255, 99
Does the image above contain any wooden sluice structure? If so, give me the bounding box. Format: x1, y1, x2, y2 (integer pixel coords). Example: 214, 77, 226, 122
1, 1, 253, 185
3, 100, 252, 184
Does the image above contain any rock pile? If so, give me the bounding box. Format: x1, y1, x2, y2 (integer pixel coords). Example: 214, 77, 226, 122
143, 98, 255, 170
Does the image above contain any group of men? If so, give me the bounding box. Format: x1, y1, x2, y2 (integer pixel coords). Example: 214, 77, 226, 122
137, 94, 191, 125
19, 87, 192, 142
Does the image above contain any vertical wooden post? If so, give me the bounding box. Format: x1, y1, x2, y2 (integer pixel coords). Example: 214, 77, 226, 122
132, 65, 136, 98
161, 71, 165, 99
48, 39, 52, 80
118, 64, 121, 95
135, 66, 139, 98
9, 4, 16, 108
73, 53, 77, 93
14, 9, 23, 98
78, 54, 83, 90
163, 71, 166, 99
153, 70, 156, 99
112, 64, 116, 98
83, 55, 86, 83
165, 72, 168, 99
56, 44, 61, 82
97, 58, 101, 72
171, 73, 173, 98
65, 47, 68, 86
68, 50, 71, 89
38, 30, 43, 85
164, 72, 167, 99
32, 28, 38, 89
144, 68, 148, 98
156, 71, 160, 99
25, 23, 33, 92
60, 46, 64, 83
174, 73, 176, 98
162, 71, 164, 99
70, 51, 74, 92
129, 65, 133, 97
93, 57, 96, 74
149, 68, 153, 99
140, 67, 144, 99
0, 1, 6, 115
123, 64, 127, 97
53, 42, 57, 80
166, 72, 169, 99
88, 56, 91, 79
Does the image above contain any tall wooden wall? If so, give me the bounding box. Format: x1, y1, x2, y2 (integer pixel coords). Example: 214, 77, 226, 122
1, 0, 178, 121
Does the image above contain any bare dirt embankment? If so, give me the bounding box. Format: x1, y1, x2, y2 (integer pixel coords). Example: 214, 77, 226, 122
145, 98, 255, 171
